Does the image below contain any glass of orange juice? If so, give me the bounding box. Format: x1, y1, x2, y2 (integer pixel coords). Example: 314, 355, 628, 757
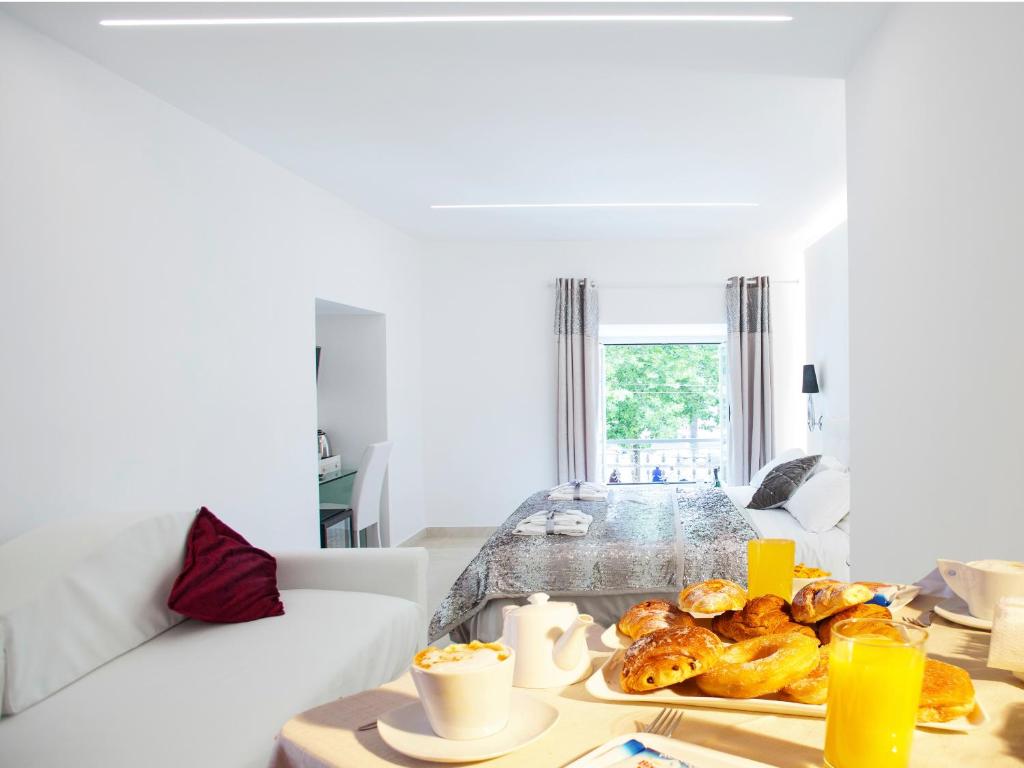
746, 538, 795, 599
824, 618, 928, 768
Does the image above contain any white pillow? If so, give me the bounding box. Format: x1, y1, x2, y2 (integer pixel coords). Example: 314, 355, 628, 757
784, 470, 851, 533
749, 448, 806, 488
0, 510, 194, 714
810, 454, 847, 477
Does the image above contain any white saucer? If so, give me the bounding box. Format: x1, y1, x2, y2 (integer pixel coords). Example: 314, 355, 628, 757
377, 689, 559, 763
933, 597, 993, 630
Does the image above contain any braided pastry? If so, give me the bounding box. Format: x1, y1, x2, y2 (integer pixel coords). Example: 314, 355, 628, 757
619, 625, 724, 693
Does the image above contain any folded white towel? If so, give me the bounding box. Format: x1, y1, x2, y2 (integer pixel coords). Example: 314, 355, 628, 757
547, 481, 609, 502
513, 510, 593, 536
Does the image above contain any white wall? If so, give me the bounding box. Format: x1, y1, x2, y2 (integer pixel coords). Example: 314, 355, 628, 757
846, 5, 1024, 582
0, 13, 426, 548
804, 222, 850, 464
421, 239, 806, 527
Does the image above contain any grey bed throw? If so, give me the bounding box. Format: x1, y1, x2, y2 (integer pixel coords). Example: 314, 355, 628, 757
429, 486, 757, 642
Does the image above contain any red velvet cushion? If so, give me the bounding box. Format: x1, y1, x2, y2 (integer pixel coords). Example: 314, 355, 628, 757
168, 507, 284, 623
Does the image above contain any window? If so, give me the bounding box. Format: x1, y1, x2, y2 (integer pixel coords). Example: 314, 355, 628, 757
602, 342, 726, 485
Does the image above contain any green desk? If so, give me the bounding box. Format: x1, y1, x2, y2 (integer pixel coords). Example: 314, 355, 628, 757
319, 467, 357, 548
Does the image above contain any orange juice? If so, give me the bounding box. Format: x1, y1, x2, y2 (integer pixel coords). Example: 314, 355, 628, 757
824, 619, 927, 768
746, 538, 795, 599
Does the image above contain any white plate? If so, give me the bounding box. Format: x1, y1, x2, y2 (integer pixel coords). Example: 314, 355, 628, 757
933, 597, 993, 630
585, 651, 987, 732
563, 732, 775, 768
377, 689, 559, 763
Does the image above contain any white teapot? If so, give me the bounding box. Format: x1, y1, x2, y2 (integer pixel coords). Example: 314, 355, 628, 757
501, 593, 593, 688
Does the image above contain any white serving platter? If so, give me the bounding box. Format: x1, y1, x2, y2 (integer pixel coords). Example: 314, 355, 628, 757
585, 650, 987, 733
563, 732, 776, 768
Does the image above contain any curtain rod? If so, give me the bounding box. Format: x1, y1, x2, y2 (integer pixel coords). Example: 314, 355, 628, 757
549, 279, 801, 288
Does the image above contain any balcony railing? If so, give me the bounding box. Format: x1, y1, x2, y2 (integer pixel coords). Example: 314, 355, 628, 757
603, 437, 724, 485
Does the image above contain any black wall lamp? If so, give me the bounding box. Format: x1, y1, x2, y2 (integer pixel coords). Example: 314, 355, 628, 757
802, 364, 824, 432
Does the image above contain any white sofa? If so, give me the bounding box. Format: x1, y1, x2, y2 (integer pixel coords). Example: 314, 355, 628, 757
0, 544, 428, 768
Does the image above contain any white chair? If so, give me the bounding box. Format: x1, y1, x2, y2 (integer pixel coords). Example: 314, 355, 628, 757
349, 441, 393, 548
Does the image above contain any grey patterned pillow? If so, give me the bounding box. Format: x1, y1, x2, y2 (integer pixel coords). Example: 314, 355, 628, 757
747, 455, 821, 510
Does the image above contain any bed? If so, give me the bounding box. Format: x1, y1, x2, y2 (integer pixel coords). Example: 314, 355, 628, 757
431, 483, 849, 643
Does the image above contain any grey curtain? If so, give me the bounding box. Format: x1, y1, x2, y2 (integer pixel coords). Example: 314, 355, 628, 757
555, 278, 599, 483
726, 276, 775, 484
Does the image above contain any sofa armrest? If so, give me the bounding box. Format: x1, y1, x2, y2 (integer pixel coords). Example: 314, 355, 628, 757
274, 548, 428, 618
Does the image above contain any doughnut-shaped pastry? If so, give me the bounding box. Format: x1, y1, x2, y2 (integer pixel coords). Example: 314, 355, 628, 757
712, 595, 817, 642
918, 659, 976, 723
791, 579, 873, 624
618, 600, 695, 640
816, 603, 892, 644
780, 646, 830, 704
620, 625, 724, 693
678, 579, 747, 615
695, 633, 819, 699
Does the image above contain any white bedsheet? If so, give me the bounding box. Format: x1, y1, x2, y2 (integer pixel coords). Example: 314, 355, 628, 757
724, 485, 850, 579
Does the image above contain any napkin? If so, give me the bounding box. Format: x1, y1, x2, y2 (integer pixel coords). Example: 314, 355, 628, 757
513, 510, 593, 536
548, 481, 609, 501
988, 596, 1024, 673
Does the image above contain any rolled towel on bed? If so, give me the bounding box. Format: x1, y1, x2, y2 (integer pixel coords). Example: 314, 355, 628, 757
513, 510, 593, 536
547, 481, 609, 501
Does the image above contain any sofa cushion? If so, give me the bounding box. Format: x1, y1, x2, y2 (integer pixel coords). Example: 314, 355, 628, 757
168, 508, 284, 623
0, 588, 420, 768
0, 510, 194, 714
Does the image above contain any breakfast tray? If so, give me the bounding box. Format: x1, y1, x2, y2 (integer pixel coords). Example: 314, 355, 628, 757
585, 649, 988, 733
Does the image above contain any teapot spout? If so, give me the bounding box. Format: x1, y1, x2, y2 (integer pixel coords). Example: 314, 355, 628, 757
553, 614, 593, 670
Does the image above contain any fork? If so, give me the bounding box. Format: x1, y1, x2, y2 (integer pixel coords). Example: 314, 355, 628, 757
644, 707, 683, 737
903, 614, 929, 629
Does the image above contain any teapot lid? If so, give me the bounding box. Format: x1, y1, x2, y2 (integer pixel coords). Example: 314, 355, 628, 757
512, 592, 576, 615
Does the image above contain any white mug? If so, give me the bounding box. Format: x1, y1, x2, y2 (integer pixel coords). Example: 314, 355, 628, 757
410, 647, 515, 740
937, 559, 1024, 620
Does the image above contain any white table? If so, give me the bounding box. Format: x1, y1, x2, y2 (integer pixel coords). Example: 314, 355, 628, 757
272, 597, 1024, 767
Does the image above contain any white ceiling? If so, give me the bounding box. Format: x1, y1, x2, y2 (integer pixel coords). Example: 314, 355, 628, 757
6, 3, 886, 241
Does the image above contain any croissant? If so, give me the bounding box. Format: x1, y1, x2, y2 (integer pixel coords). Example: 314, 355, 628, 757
619, 625, 724, 693
618, 600, 695, 640
712, 595, 817, 642
791, 579, 873, 624
677, 579, 747, 614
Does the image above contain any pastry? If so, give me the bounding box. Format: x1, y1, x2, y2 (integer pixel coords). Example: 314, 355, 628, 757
712, 594, 818, 642
918, 659, 976, 723
695, 633, 820, 699
780, 646, 830, 704
816, 603, 892, 644
793, 563, 830, 578
678, 579, 747, 615
619, 625, 725, 693
618, 600, 695, 640
791, 579, 873, 624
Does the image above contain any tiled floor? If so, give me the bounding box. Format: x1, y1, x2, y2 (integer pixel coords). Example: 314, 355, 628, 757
404, 530, 493, 645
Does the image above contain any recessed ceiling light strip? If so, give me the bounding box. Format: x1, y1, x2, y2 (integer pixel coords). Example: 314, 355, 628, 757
100, 15, 793, 28
431, 202, 759, 209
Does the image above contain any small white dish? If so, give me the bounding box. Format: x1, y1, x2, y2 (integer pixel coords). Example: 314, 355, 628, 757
934, 597, 994, 631
564, 732, 777, 768
599, 623, 630, 651
377, 689, 559, 763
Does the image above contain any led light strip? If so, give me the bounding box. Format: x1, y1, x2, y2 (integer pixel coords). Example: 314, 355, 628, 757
100, 14, 793, 27
431, 202, 760, 209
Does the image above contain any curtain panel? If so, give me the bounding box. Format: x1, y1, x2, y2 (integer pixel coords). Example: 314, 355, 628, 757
555, 278, 599, 483
726, 276, 775, 484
